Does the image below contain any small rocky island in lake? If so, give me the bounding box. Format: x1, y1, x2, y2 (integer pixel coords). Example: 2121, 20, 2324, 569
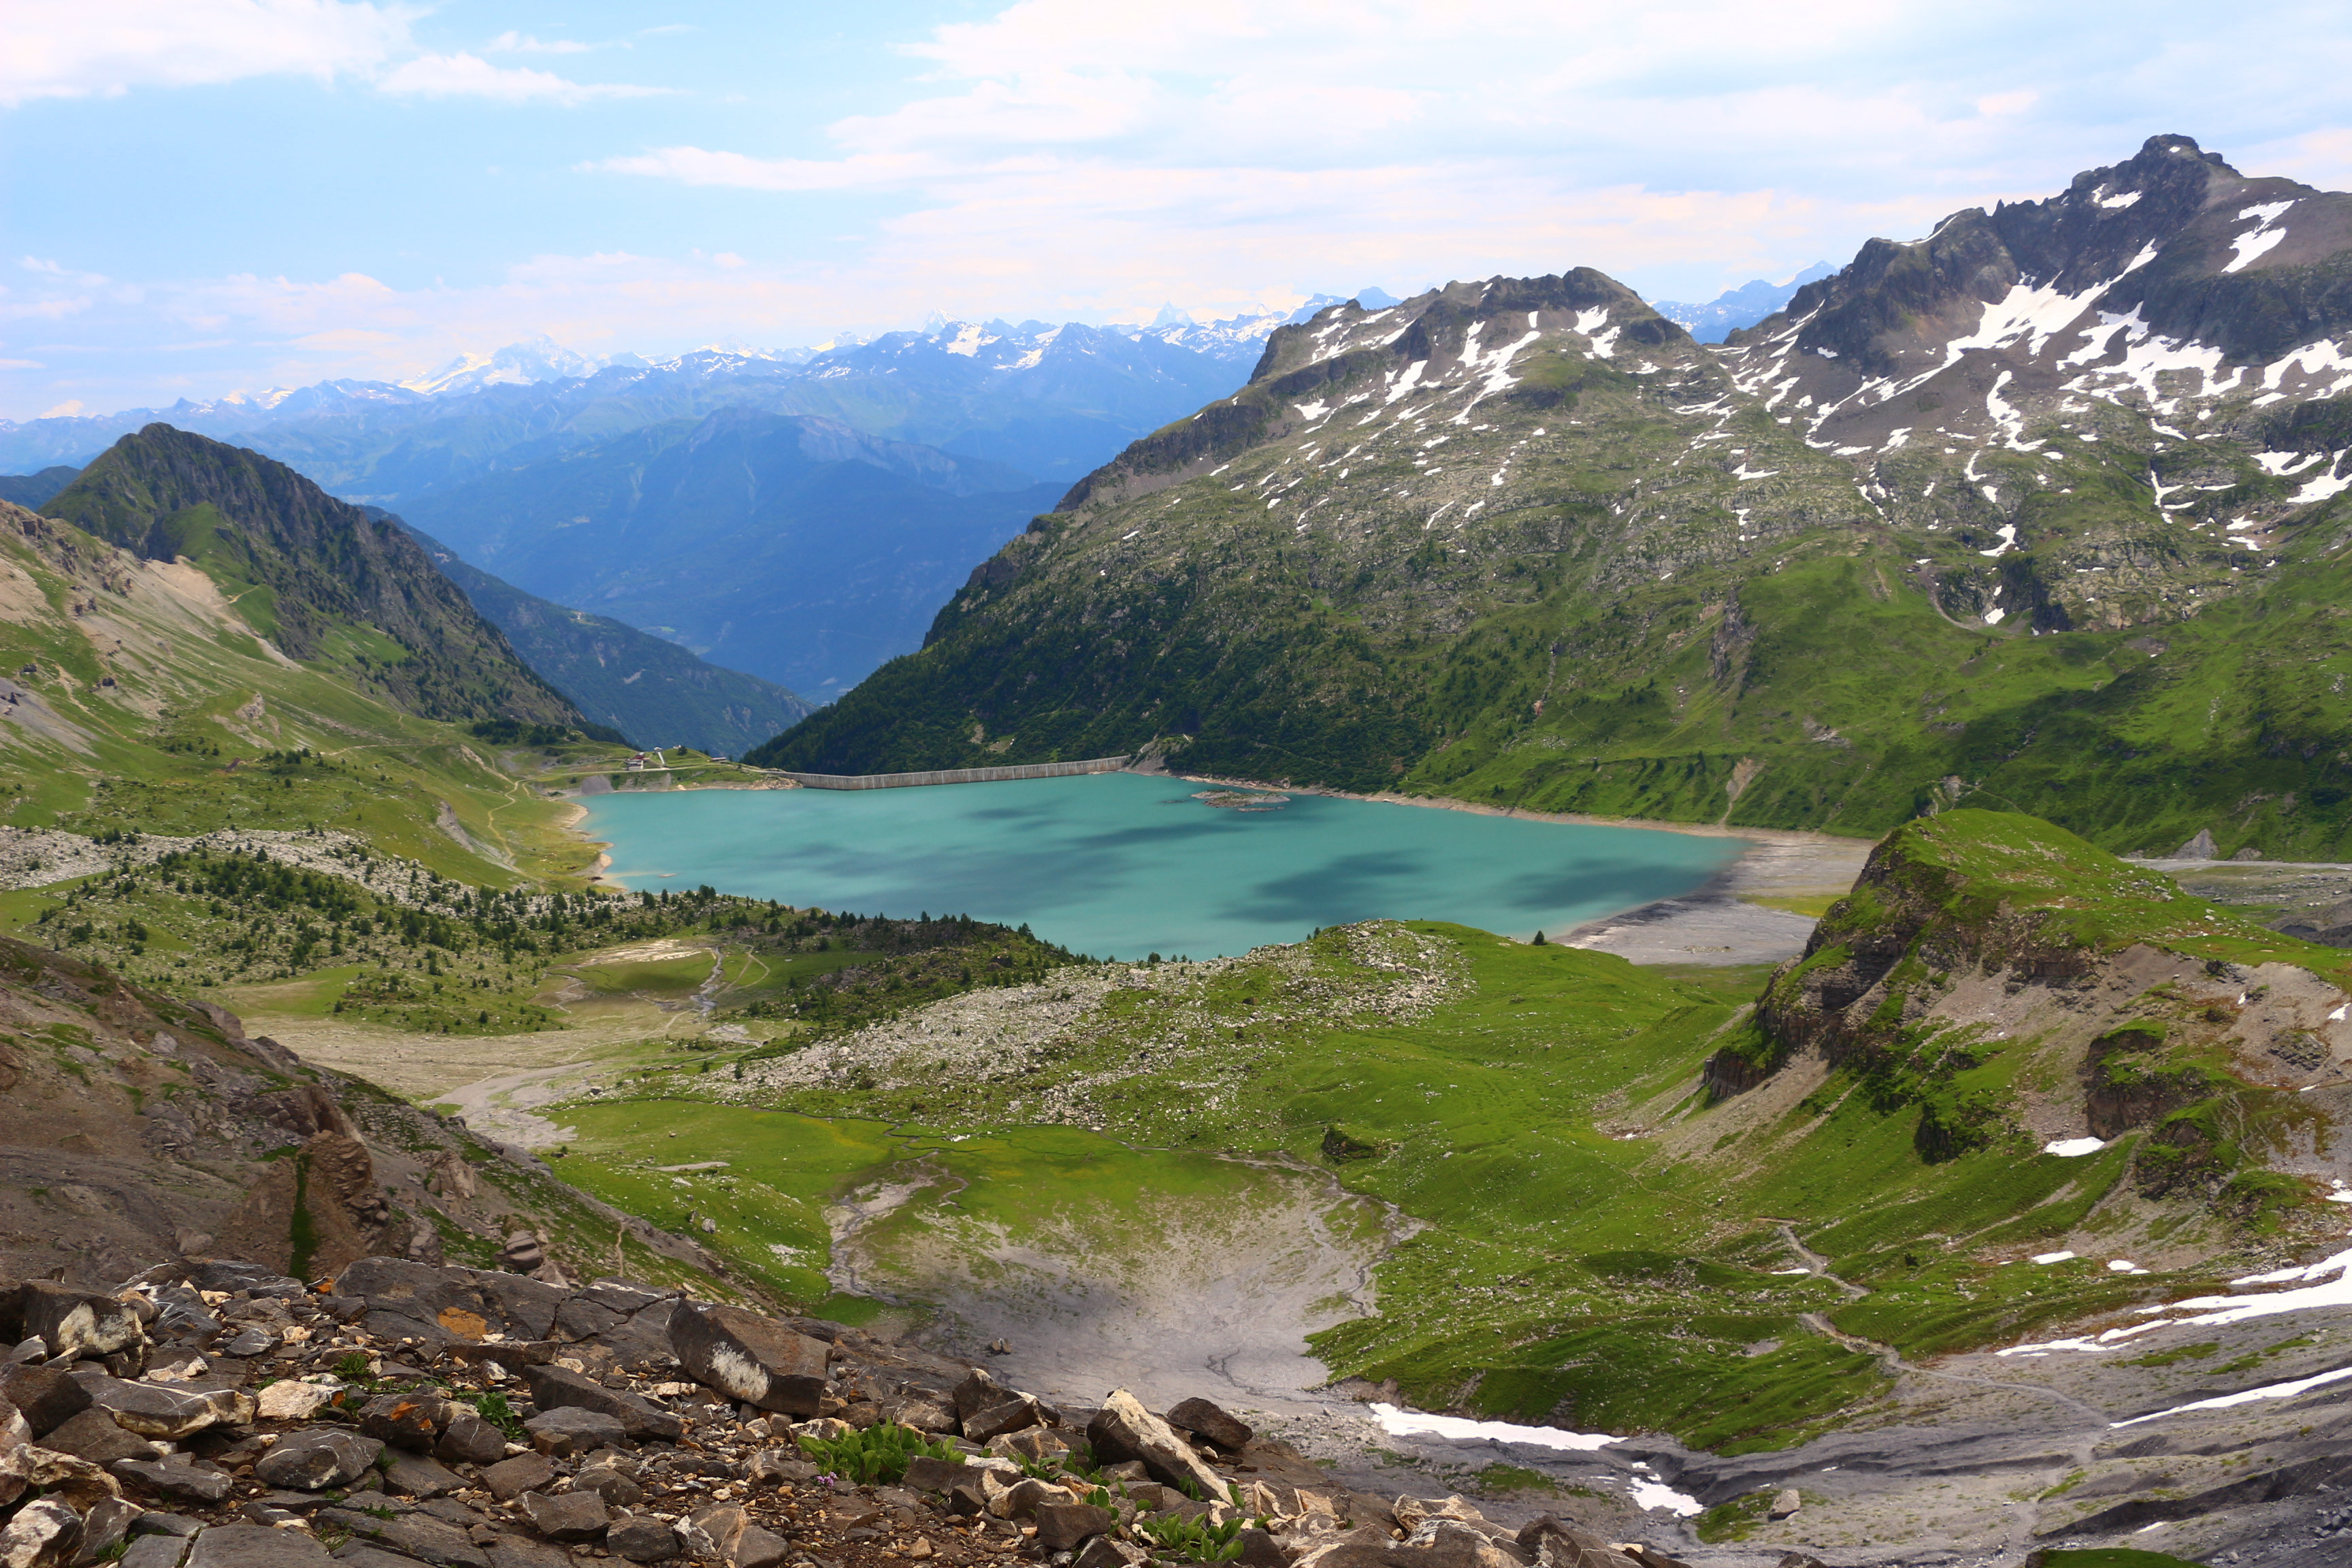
1192, 789, 1290, 811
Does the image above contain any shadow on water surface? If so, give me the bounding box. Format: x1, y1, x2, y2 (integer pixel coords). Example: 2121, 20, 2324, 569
586, 774, 1746, 958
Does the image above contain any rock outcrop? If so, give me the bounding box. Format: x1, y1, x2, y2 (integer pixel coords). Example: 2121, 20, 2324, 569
0, 936, 723, 1293
0, 1255, 1719, 1568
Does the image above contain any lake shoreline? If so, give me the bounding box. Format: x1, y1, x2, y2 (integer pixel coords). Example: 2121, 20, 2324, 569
1160, 768, 1874, 965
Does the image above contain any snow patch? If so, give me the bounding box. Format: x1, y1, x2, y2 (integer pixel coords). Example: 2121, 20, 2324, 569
2113, 1363, 2352, 1428
2291, 468, 2352, 506
2044, 1137, 2104, 1157
1369, 1403, 1618, 1452
2097, 190, 2143, 210
1385, 361, 1428, 405
1627, 1480, 1703, 1517
2031, 1250, 2077, 1264
2226, 224, 2289, 275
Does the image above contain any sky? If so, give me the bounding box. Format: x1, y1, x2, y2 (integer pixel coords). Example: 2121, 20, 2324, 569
6, 0, 2352, 422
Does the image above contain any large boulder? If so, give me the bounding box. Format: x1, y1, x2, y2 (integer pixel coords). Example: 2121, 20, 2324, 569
520, 1365, 682, 1442
434, 1409, 506, 1466
0, 1499, 83, 1568
355, 1391, 448, 1452
80, 1379, 247, 1441
604, 1518, 676, 1565
519, 1490, 612, 1544
1516, 1517, 1642, 1568
1086, 1389, 1228, 1498
679, 1506, 788, 1568
105, 1460, 232, 1505
0, 1446, 117, 1512
523, 1407, 627, 1458
16, 1284, 146, 1363
254, 1430, 383, 1490
1034, 1505, 1117, 1552
331, 1259, 566, 1345
35, 1411, 154, 1466
482, 1452, 558, 1501
1166, 1398, 1253, 1452
664, 1305, 829, 1416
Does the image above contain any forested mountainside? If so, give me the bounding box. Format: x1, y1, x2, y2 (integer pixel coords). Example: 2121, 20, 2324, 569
757, 137, 2352, 861
42, 425, 584, 731
399, 520, 811, 755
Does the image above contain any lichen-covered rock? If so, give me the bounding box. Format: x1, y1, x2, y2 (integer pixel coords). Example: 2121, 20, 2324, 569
355, 1390, 449, 1452
664, 1305, 828, 1416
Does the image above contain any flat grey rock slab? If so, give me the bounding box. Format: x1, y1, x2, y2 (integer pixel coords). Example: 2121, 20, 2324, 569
187, 1526, 338, 1568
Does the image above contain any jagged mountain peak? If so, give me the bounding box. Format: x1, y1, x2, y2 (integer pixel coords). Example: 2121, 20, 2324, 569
1721, 134, 2352, 465
1056, 267, 1690, 514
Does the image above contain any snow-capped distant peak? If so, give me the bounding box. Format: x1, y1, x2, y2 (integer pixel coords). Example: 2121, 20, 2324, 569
398, 334, 600, 397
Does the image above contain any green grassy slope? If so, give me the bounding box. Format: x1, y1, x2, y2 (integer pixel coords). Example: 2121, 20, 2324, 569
44, 424, 584, 730
533, 810, 2351, 1452
0, 495, 617, 886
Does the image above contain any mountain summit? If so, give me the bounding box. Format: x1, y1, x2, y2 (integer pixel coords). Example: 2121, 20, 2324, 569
753, 137, 2352, 862
44, 424, 585, 730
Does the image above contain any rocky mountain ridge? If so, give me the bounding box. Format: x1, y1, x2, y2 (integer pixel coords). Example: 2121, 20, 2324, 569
39, 429, 585, 734
753, 136, 2352, 863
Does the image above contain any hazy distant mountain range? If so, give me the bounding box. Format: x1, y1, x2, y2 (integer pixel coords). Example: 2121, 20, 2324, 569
395, 519, 813, 753
1650, 261, 1835, 341
0, 302, 1345, 487
0, 295, 1398, 703
396, 409, 1062, 698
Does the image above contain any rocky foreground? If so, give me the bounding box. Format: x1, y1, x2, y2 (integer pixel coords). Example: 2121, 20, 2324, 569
0, 1258, 1798, 1568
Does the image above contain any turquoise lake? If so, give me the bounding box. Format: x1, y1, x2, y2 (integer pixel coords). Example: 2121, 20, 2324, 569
583, 774, 1746, 960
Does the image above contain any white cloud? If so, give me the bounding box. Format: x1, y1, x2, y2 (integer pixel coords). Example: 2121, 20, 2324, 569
486, 31, 598, 55
582, 0, 2352, 306
3, 0, 409, 106
377, 52, 666, 104
588, 147, 938, 191
5, 2, 663, 110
